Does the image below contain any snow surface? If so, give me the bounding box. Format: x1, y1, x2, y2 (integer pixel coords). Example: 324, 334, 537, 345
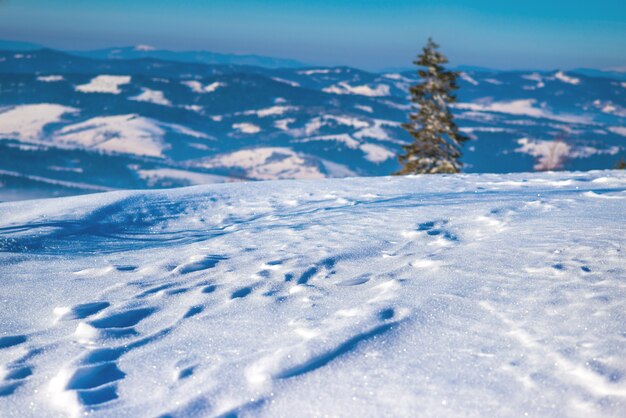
0, 171, 625, 417
75, 76, 132, 94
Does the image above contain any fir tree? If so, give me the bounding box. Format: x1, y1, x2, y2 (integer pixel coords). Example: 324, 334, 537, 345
395, 38, 468, 174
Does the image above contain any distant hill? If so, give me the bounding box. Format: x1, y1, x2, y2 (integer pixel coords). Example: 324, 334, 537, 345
0, 47, 625, 200
0, 39, 43, 51
0, 39, 307, 68
573, 68, 626, 81
69, 45, 307, 69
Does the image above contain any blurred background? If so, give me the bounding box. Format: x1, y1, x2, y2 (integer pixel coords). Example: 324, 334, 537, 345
0, 0, 625, 200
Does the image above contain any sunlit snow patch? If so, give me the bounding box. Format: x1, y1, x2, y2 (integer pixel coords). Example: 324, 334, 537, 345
0, 104, 78, 141
242, 106, 296, 118
554, 71, 581, 85
75, 75, 131, 94
181, 80, 224, 93
323, 82, 390, 97
200, 147, 324, 180
360, 143, 395, 163
455, 99, 591, 124
36, 75, 64, 82
138, 169, 231, 186
522, 73, 545, 90
298, 68, 340, 75
232, 123, 261, 134
134, 44, 157, 51
515, 138, 620, 171
460, 72, 479, 86
608, 126, 626, 137
54, 114, 209, 157
129, 88, 172, 106
271, 77, 300, 87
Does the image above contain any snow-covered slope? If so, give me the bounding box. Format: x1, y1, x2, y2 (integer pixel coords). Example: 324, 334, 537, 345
1, 171, 625, 417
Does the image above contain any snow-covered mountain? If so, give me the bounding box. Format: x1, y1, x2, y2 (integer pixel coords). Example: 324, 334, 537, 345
1, 48, 625, 200
0, 39, 306, 68
70, 45, 306, 69
0, 171, 625, 417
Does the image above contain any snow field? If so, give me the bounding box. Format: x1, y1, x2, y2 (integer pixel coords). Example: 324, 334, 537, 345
0, 171, 625, 417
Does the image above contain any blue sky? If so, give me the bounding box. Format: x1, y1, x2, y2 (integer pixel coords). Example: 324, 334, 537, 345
1, 0, 625, 70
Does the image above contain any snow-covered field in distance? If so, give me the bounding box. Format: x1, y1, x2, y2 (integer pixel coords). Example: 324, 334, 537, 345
0, 171, 625, 417
2, 46, 626, 201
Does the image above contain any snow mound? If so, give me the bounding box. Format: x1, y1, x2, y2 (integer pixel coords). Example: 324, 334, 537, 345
0, 171, 625, 417
75, 75, 131, 94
